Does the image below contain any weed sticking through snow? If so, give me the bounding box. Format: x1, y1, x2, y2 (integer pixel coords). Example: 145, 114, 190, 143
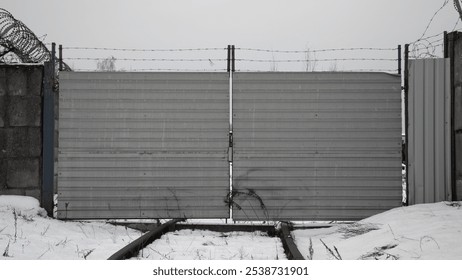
359, 244, 399, 260
55, 237, 69, 247
307, 238, 314, 260
12, 209, 18, 242
41, 225, 50, 236
320, 239, 342, 260
76, 245, 95, 260
3, 240, 11, 257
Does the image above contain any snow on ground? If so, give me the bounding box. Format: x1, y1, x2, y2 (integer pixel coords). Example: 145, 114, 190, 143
1, 195, 462, 260
0, 195, 143, 260
292, 201, 462, 260
133, 229, 286, 260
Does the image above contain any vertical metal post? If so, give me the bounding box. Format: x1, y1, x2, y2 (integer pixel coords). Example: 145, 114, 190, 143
227, 44, 234, 221
231, 45, 235, 72
444, 31, 449, 58
59, 44, 63, 71
404, 44, 409, 206
41, 43, 56, 216
51, 42, 56, 67
227, 45, 231, 73
398, 45, 402, 75
448, 32, 457, 201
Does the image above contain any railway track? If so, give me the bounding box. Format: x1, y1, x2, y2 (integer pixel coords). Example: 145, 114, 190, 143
108, 220, 314, 260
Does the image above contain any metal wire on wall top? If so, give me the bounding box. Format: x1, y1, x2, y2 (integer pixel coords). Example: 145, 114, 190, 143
0, 8, 71, 70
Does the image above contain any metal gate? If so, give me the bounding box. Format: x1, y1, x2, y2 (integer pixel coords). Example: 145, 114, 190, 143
231, 72, 402, 220
407, 59, 452, 204
57, 72, 230, 219
58, 71, 402, 220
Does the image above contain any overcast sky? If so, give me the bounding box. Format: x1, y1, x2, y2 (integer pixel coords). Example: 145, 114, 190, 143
2, 0, 460, 71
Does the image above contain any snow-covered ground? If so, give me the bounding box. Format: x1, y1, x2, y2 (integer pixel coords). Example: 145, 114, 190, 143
133, 229, 286, 260
292, 201, 462, 260
1, 195, 461, 260
0, 196, 142, 260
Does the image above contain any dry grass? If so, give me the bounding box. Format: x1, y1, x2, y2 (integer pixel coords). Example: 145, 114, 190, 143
307, 238, 314, 260
337, 223, 381, 239
359, 244, 399, 260
3, 240, 11, 257
320, 239, 342, 260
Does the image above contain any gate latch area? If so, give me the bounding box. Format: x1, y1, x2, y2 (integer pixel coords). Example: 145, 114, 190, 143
228, 132, 233, 162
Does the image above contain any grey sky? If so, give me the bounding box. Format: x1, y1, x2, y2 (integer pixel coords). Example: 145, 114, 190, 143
2, 0, 460, 71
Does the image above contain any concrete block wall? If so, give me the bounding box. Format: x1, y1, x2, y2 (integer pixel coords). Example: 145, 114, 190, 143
0, 65, 44, 200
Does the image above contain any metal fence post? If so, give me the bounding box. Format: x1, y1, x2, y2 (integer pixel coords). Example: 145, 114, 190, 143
404, 43, 409, 206
398, 45, 402, 75
447, 32, 459, 201
59, 44, 63, 71
227, 45, 231, 73
231, 45, 235, 72
227, 44, 234, 221
41, 43, 56, 216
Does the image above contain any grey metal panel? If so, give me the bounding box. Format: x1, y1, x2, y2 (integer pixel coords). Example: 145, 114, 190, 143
57, 72, 229, 219
232, 72, 402, 221
408, 59, 451, 204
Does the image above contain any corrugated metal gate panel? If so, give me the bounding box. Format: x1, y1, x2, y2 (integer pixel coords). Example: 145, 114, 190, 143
408, 59, 451, 204
232, 72, 402, 221
57, 72, 229, 219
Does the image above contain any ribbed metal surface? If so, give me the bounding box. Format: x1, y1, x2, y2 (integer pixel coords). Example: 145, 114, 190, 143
232, 72, 402, 221
408, 59, 452, 204
57, 72, 229, 219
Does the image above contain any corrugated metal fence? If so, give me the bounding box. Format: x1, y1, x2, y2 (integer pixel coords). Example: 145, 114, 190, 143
232, 72, 402, 220
58, 71, 402, 220
407, 59, 452, 204
58, 72, 230, 219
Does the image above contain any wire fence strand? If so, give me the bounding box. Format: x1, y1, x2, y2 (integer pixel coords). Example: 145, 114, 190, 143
63, 47, 227, 52
237, 47, 398, 54
58, 44, 401, 73
66, 57, 227, 62
236, 58, 397, 63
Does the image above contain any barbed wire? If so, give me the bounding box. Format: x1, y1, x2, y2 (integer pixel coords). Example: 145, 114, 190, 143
236, 68, 398, 73
0, 8, 50, 63
66, 57, 226, 62
66, 57, 397, 63
411, 42, 444, 53
0, 8, 72, 71
237, 47, 397, 54
72, 68, 227, 72
236, 58, 397, 63
61, 44, 399, 73
63, 46, 226, 52
412, 0, 450, 45
406, 0, 461, 58
411, 32, 445, 44
409, 27, 462, 47
451, 17, 461, 31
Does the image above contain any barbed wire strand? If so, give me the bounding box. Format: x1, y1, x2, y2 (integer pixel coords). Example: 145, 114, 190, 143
66, 57, 397, 63
73, 68, 227, 72
237, 47, 397, 54
410, 0, 450, 45
236, 69, 398, 73
452, 17, 461, 31
63, 47, 226, 52
66, 57, 227, 62
411, 42, 444, 52
236, 58, 397, 63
